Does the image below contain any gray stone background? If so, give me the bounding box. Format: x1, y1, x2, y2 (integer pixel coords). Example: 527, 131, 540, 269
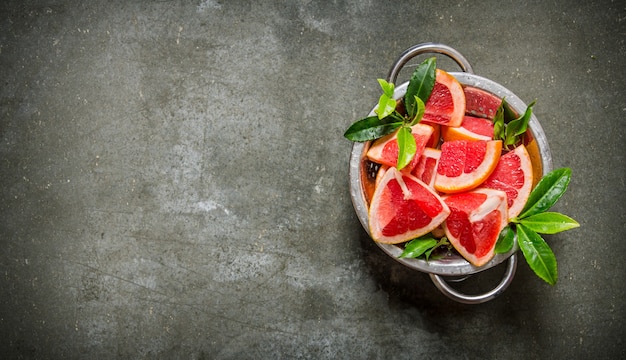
1, 0, 624, 358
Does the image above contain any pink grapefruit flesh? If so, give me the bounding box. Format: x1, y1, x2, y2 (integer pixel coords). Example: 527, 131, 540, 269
464, 86, 501, 119
369, 167, 450, 244
441, 116, 494, 142
443, 188, 508, 266
481, 144, 534, 220
422, 69, 466, 127
366, 123, 434, 172
411, 148, 441, 188
434, 140, 502, 193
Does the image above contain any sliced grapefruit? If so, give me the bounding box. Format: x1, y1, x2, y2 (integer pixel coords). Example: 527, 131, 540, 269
481, 144, 534, 220
369, 167, 450, 244
426, 123, 441, 148
366, 123, 434, 172
464, 86, 501, 119
422, 69, 466, 127
441, 116, 494, 142
411, 147, 441, 188
443, 188, 508, 266
434, 140, 502, 194
374, 164, 389, 188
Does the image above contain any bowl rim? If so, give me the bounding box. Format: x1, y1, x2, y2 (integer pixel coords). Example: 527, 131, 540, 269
349, 71, 553, 276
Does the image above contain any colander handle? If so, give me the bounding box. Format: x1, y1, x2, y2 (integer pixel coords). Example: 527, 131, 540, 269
429, 254, 518, 304
386, 42, 474, 84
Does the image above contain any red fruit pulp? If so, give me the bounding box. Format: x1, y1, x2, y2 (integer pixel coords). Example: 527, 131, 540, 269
444, 191, 504, 259
437, 140, 488, 177
464, 87, 501, 119
461, 116, 494, 138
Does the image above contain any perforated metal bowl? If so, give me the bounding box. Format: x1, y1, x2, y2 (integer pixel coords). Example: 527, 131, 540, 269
349, 43, 552, 304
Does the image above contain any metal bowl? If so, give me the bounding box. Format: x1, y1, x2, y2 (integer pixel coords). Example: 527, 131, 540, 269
348, 43, 553, 303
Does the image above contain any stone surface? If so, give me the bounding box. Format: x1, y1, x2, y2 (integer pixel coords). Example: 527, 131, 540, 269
1, 0, 624, 358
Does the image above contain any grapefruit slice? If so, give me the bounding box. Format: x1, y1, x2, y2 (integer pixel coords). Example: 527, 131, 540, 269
426, 123, 441, 148
443, 188, 508, 266
374, 164, 389, 188
481, 144, 534, 220
434, 140, 502, 193
369, 167, 450, 244
441, 116, 494, 142
366, 123, 434, 172
422, 69, 466, 127
411, 147, 441, 188
464, 86, 501, 119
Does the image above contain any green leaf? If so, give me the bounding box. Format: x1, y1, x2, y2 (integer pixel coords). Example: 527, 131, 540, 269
399, 237, 438, 259
504, 100, 535, 147
517, 223, 558, 285
376, 94, 397, 119
405, 57, 436, 118
377, 79, 395, 98
519, 168, 572, 218
396, 126, 416, 170
344, 116, 403, 142
408, 96, 426, 126
493, 100, 506, 141
494, 225, 515, 254
425, 237, 450, 260
502, 98, 519, 122
518, 212, 580, 234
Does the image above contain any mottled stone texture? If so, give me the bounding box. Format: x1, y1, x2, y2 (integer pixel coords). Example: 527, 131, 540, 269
0, 0, 624, 359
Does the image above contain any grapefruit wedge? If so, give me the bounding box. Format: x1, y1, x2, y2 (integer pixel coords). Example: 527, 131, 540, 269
366, 123, 434, 172
441, 116, 494, 142
422, 69, 466, 127
369, 167, 450, 244
411, 147, 441, 188
481, 144, 534, 220
464, 87, 501, 119
443, 188, 508, 266
434, 140, 502, 193
426, 123, 441, 148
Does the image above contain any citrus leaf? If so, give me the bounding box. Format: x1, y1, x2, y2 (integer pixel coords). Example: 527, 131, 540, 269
517, 223, 558, 285
519, 168, 571, 218
376, 94, 397, 119
399, 237, 438, 258
425, 236, 450, 260
405, 57, 436, 118
493, 100, 506, 141
494, 225, 515, 254
396, 126, 416, 170
502, 98, 519, 122
504, 100, 535, 147
518, 212, 580, 234
377, 78, 395, 98
344, 116, 402, 142
408, 96, 425, 126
